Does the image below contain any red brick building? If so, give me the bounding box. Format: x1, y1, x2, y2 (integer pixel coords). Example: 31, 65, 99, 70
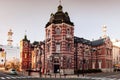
91, 37, 113, 72
74, 36, 113, 72
20, 35, 31, 71
45, 5, 74, 74
20, 4, 113, 74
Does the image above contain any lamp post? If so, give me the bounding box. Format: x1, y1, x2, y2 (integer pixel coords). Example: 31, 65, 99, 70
82, 50, 85, 77
4, 52, 6, 68
80, 46, 85, 77
39, 42, 43, 78
75, 43, 78, 76
28, 63, 31, 76
80, 45, 89, 77
47, 55, 53, 77
39, 50, 42, 77
36, 47, 38, 71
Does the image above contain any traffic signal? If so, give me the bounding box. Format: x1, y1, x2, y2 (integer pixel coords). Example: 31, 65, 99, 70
0, 48, 4, 51
0, 48, 2, 51
0, 48, 5, 57
1, 59, 4, 62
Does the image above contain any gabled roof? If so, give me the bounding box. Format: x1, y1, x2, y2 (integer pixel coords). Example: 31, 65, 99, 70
74, 36, 91, 45
91, 38, 105, 47
74, 36, 107, 46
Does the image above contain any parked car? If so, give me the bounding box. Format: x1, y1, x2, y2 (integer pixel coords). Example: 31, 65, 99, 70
9, 69, 18, 75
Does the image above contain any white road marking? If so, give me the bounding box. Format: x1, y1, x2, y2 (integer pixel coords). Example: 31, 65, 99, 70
0, 77, 6, 79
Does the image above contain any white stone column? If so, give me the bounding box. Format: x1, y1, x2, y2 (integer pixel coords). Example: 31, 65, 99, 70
99, 62, 102, 69
92, 62, 95, 69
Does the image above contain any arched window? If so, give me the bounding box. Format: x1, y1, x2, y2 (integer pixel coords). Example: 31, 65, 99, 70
67, 28, 71, 35
55, 27, 61, 35
66, 28, 71, 38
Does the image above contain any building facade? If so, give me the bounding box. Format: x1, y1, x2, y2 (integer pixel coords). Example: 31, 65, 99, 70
45, 5, 74, 74
20, 35, 31, 71
20, 4, 113, 74
74, 36, 113, 72
112, 39, 120, 69
91, 37, 113, 72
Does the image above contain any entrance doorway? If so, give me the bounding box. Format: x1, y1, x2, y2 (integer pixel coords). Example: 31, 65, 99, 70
54, 65, 60, 73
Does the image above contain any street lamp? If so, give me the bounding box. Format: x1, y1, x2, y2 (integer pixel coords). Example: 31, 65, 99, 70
38, 42, 43, 77
28, 63, 31, 76
80, 46, 85, 77
82, 51, 85, 77
4, 52, 7, 69
80, 45, 89, 77
74, 43, 78, 75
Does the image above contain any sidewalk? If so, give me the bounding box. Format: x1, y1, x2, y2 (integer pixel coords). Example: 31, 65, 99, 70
18, 72, 120, 80
29, 72, 90, 78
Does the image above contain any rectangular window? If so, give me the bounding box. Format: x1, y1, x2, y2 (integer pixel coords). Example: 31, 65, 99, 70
66, 43, 71, 51
25, 53, 27, 58
47, 44, 50, 52
56, 43, 60, 53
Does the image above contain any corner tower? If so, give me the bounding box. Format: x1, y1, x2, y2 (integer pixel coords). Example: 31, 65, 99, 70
45, 4, 74, 74
20, 35, 31, 71
7, 29, 13, 46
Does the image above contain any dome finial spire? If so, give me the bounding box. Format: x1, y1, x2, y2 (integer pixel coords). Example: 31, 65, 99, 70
59, 0, 61, 5
58, 0, 63, 12
25, 30, 27, 35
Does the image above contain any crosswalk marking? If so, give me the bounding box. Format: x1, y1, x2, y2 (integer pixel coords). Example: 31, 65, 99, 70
6, 77, 11, 79
0, 76, 35, 80
0, 76, 120, 80
0, 77, 5, 79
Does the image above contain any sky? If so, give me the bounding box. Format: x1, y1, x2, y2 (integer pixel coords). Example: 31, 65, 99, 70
0, 0, 120, 46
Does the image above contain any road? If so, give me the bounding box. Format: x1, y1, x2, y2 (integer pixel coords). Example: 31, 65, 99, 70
0, 71, 120, 80
0, 72, 94, 80
86, 72, 120, 80
0, 71, 36, 80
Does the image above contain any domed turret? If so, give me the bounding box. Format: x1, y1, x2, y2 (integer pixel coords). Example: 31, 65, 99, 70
45, 5, 74, 28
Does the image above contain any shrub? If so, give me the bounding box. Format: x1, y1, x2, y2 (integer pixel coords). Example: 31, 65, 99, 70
75, 69, 102, 74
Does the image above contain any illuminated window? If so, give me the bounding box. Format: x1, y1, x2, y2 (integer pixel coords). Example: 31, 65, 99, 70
25, 53, 27, 58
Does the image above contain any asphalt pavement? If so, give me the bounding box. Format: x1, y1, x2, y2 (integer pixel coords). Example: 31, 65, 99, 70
1, 67, 120, 80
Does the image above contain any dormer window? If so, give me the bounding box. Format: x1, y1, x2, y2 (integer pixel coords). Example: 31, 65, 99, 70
55, 27, 61, 35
